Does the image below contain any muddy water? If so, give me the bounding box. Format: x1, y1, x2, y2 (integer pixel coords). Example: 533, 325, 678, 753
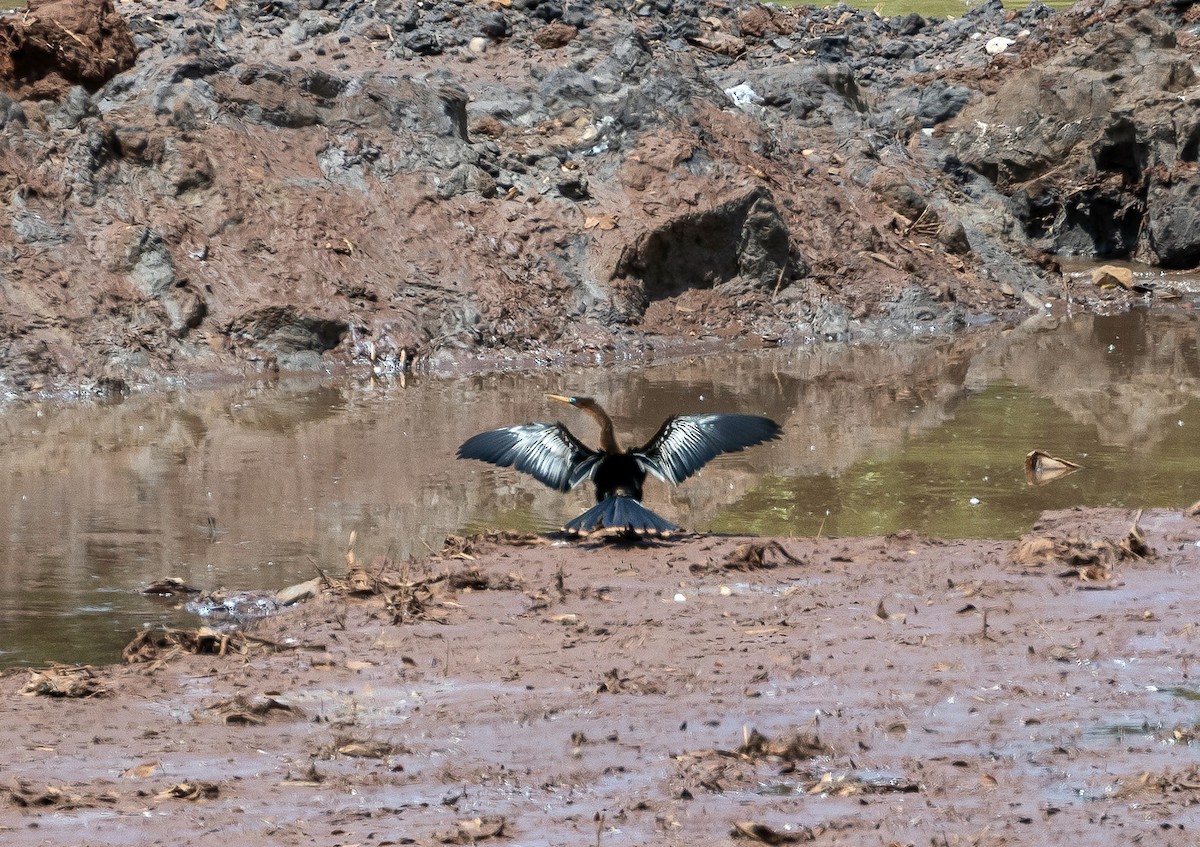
2, 306, 1200, 667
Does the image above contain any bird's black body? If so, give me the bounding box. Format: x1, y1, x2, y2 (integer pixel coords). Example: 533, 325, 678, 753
592, 452, 645, 501
457, 395, 781, 535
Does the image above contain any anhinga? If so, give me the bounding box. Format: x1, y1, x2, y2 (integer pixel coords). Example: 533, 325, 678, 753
457, 394, 782, 534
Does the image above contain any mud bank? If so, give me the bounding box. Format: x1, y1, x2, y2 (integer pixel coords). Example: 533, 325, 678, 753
1, 0, 1197, 394
3, 508, 1200, 845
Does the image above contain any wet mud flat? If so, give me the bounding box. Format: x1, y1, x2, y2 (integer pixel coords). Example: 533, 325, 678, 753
3, 508, 1200, 846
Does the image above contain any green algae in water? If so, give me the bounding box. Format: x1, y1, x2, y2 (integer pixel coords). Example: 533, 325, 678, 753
1164, 687, 1200, 702
710, 380, 1200, 540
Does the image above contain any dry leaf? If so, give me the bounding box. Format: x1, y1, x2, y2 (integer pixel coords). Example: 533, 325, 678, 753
1024, 450, 1081, 485
121, 761, 160, 779
874, 599, 906, 623
158, 782, 219, 801
336, 740, 396, 759
437, 817, 507, 843
583, 214, 619, 230
141, 577, 200, 596
1120, 509, 1151, 559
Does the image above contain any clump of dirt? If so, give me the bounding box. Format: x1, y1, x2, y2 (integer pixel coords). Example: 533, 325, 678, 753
0, 0, 136, 100
737, 728, 831, 762
20, 664, 106, 698
1010, 509, 1153, 582
121, 625, 252, 663
198, 694, 303, 726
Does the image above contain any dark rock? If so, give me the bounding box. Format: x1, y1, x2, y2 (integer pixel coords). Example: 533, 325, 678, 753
878, 40, 914, 61
915, 82, 972, 127
885, 285, 965, 333
1145, 182, 1200, 269
937, 218, 973, 256
56, 85, 97, 128
895, 13, 925, 36
556, 171, 589, 200
534, 2, 563, 23
723, 63, 865, 122
228, 307, 348, 354
562, 8, 590, 29
0, 90, 25, 127
438, 163, 498, 199
11, 199, 67, 247
964, 0, 1006, 21
125, 228, 177, 299
612, 188, 793, 307
481, 12, 510, 39
405, 31, 442, 55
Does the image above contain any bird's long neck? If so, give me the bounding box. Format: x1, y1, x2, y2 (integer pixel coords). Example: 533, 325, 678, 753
582, 404, 621, 454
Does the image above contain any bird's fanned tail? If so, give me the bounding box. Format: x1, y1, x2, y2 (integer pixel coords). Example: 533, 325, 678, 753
563, 496, 679, 535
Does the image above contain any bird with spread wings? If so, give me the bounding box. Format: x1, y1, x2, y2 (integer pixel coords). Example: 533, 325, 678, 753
458, 394, 781, 535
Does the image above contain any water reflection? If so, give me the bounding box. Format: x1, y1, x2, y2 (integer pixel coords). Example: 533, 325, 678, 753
1, 307, 1199, 667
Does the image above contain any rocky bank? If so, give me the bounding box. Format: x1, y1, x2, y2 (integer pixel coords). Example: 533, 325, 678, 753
0, 0, 1197, 394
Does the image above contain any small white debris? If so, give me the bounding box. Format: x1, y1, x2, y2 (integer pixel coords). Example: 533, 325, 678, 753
674, 592, 687, 603
719, 585, 733, 597
724, 83, 763, 111
985, 36, 1014, 56
969, 497, 981, 506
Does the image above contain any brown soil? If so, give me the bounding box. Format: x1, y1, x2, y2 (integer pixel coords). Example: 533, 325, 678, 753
0, 0, 135, 100
4, 508, 1200, 845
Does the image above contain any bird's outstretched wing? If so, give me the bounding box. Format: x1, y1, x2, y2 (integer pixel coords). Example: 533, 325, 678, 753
457, 423, 601, 492
634, 414, 781, 485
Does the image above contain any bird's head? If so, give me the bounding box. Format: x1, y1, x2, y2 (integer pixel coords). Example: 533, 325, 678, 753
545, 393, 596, 411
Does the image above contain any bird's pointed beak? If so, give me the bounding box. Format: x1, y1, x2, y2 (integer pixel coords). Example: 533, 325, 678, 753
544, 393, 573, 404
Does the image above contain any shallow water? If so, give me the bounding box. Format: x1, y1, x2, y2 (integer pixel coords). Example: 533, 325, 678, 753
2, 304, 1200, 667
